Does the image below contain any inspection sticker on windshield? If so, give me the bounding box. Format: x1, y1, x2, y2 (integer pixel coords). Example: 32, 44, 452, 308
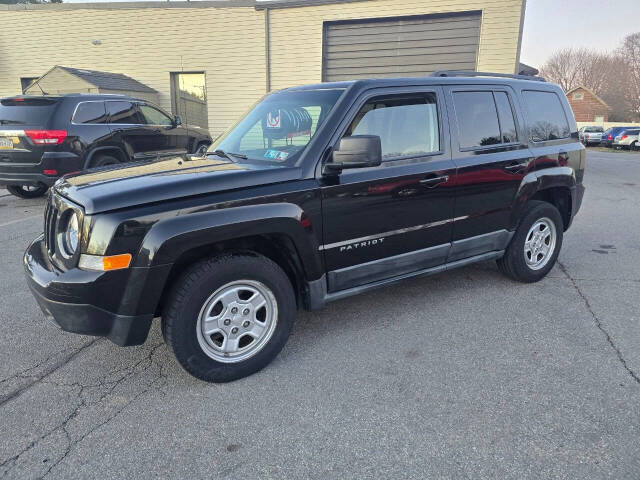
264, 150, 289, 161
266, 110, 281, 129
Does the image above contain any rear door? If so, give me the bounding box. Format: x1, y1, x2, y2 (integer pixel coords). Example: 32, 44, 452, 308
0, 97, 60, 167
320, 86, 457, 292
443, 85, 533, 261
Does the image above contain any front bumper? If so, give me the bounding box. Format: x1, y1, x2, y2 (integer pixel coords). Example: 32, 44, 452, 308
23, 235, 154, 346
0, 152, 83, 187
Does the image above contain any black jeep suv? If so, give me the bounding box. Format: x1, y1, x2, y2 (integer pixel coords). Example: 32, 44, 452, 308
24, 72, 585, 382
0, 94, 211, 198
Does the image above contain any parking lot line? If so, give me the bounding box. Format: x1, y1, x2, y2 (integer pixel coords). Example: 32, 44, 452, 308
0, 214, 42, 228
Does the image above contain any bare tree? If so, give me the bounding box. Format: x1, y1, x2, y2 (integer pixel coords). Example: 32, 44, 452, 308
617, 33, 640, 120
540, 47, 616, 95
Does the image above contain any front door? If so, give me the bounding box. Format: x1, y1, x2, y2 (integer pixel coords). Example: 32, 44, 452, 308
138, 103, 190, 154
320, 88, 457, 292
106, 100, 163, 159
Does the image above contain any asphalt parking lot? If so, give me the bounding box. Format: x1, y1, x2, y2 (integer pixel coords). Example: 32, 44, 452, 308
1, 150, 639, 479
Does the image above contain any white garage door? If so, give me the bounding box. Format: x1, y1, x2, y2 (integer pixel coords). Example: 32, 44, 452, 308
322, 11, 481, 81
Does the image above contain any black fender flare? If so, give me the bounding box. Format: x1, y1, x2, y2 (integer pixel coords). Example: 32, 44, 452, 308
84, 146, 130, 169
134, 202, 324, 280
509, 166, 576, 230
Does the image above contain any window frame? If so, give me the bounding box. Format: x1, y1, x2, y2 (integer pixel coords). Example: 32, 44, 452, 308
521, 89, 572, 143
450, 87, 522, 153
331, 87, 445, 165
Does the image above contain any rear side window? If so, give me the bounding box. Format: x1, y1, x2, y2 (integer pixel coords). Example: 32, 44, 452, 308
73, 102, 107, 124
345, 93, 440, 159
0, 98, 58, 126
523, 90, 570, 141
106, 101, 142, 124
452, 91, 502, 148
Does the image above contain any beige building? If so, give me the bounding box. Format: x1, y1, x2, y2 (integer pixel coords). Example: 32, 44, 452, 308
0, 0, 527, 137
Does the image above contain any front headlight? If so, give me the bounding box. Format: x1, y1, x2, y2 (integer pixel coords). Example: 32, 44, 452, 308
59, 211, 80, 257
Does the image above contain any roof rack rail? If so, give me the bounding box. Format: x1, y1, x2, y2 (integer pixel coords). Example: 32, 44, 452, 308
431, 70, 547, 82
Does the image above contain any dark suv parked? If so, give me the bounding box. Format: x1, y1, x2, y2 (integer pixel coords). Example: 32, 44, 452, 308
24, 72, 585, 382
0, 94, 211, 198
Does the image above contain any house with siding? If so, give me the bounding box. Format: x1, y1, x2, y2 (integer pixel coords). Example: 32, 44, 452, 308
0, 0, 528, 137
566, 86, 611, 123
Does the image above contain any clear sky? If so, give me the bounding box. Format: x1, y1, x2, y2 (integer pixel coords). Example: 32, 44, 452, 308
61, 0, 640, 69
520, 0, 639, 68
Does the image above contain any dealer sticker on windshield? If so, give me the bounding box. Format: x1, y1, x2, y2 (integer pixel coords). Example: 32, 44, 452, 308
266, 110, 281, 129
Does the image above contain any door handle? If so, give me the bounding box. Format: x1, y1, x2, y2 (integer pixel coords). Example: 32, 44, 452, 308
504, 162, 528, 173
419, 175, 449, 188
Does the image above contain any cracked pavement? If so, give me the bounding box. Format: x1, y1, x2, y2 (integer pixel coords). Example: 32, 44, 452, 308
1, 150, 639, 479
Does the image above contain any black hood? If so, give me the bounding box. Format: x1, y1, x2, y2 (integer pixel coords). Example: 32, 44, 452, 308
55, 156, 302, 214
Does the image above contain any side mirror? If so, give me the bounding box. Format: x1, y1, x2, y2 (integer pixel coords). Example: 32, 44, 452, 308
323, 135, 382, 174
173, 115, 182, 126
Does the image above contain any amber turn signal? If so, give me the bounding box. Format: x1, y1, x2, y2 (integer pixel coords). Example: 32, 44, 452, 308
78, 253, 132, 271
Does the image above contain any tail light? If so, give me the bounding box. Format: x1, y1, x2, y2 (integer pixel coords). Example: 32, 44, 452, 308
608, 134, 613, 140
621, 135, 628, 140
24, 130, 67, 145
585, 134, 590, 139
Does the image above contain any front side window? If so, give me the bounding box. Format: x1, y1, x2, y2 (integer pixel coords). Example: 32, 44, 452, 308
73, 102, 107, 124
209, 88, 344, 165
106, 101, 142, 124
523, 90, 571, 142
139, 105, 173, 126
344, 93, 439, 159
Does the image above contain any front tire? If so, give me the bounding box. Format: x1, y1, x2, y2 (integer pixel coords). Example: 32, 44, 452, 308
162, 254, 296, 382
497, 201, 564, 283
6, 183, 48, 198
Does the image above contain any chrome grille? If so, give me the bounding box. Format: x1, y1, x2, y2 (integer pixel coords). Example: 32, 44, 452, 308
44, 195, 58, 256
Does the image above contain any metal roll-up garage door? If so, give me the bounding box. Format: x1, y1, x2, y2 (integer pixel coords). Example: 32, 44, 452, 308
322, 11, 481, 81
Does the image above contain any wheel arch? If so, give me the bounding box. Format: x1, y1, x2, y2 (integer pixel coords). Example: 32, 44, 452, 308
154, 234, 308, 316
133, 203, 324, 315
511, 167, 576, 231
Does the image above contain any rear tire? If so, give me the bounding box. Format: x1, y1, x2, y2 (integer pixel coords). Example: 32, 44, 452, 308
162, 254, 296, 383
6, 183, 48, 199
497, 201, 564, 283
90, 154, 119, 168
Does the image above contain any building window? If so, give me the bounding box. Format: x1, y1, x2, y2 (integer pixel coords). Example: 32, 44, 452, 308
572, 92, 584, 101
21, 77, 39, 93
170, 72, 208, 129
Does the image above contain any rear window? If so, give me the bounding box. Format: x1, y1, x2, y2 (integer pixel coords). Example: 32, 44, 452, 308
106, 101, 142, 124
73, 102, 107, 124
523, 90, 571, 141
584, 126, 603, 132
0, 98, 58, 126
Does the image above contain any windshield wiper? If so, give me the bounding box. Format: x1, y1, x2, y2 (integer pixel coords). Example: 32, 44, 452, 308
209, 149, 247, 161
0, 120, 24, 125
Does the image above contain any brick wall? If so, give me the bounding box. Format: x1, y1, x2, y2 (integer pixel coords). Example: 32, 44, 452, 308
567, 87, 610, 122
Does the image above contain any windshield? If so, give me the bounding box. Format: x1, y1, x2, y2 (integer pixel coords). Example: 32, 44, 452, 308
208, 88, 345, 165
0, 98, 58, 126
